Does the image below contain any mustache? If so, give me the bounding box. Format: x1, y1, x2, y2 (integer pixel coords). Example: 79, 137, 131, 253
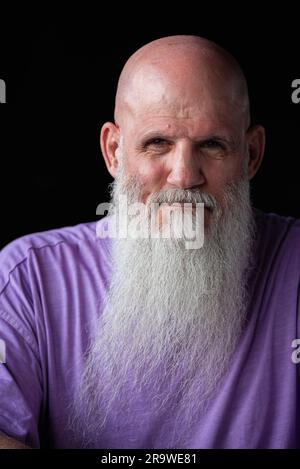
148, 188, 218, 212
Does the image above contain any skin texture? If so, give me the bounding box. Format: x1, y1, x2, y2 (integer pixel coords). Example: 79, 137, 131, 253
101, 35, 265, 218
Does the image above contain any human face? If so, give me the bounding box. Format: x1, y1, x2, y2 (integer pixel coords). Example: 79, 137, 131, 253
101, 61, 264, 225
118, 92, 248, 227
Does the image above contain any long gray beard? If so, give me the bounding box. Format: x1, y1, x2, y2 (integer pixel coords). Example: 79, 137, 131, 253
70, 167, 256, 449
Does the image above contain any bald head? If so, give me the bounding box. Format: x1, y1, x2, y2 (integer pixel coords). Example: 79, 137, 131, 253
114, 35, 250, 129
101, 34, 265, 196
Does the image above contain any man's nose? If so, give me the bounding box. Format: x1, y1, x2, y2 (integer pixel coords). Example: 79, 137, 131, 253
166, 142, 205, 189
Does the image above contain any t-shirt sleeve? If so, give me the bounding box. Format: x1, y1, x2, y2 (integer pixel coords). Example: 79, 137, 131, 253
0, 239, 43, 448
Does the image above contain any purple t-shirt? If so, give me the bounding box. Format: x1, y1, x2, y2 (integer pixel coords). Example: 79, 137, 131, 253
0, 210, 299, 448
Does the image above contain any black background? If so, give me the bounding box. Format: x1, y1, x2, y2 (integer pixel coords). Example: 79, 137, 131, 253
1, 9, 300, 249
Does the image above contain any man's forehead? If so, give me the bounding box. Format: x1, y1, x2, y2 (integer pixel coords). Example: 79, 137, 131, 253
124, 72, 235, 114
122, 106, 241, 140
120, 78, 243, 134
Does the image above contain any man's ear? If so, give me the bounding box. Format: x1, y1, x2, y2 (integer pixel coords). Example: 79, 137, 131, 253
100, 122, 121, 178
246, 124, 266, 180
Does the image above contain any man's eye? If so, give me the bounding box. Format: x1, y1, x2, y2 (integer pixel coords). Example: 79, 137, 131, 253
201, 139, 224, 150
140, 138, 170, 156
146, 138, 168, 146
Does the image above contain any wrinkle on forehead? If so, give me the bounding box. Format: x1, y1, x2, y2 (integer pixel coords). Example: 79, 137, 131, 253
114, 35, 250, 130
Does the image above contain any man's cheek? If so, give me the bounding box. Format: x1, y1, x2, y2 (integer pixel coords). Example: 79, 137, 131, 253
141, 164, 168, 194
134, 171, 161, 196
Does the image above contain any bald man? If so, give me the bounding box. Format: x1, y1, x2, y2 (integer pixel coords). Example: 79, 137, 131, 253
0, 35, 299, 449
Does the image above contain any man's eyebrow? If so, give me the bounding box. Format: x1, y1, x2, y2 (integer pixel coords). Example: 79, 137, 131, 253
138, 131, 173, 143
196, 134, 234, 146
138, 131, 234, 146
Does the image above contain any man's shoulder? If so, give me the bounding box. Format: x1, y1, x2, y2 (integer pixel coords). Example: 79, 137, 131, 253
0, 217, 111, 293
0, 220, 97, 263
255, 208, 300, 239
254, 208, 300, 266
